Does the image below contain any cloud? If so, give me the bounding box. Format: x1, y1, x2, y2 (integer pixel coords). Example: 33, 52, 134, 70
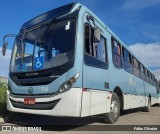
152, 69, 160, 79
0, 47, 12, 77
129, 42, 160, 77
123, 0, 160, 10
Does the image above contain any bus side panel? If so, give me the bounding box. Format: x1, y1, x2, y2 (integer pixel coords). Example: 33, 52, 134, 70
151, 97, 158, 105
134, 77, 145, 97
82, 63, 110, 116
123, 94, 147, 109
81, 90, 90, 117
81, 89, 112, 117
124, 94, 133, 109
90, 90, 110, 116
144, 81, 157, 105
57, 88, 82, 116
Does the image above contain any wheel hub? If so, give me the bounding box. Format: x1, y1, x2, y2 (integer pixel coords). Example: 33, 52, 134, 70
110, 99, 119, 117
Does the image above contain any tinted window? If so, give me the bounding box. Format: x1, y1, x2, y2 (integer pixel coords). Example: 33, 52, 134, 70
112, 38, 121, 68
93, 37, 107, 63
85, 25, 107, 64
122, 47, 133, 73
84, 24, 108, 69
140, 64, 146, 80
133, 57, 140, 77
112, 39, 121, 55
21, 3, 75, 30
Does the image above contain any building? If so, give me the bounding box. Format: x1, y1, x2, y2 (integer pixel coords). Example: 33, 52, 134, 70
0, 76, 8, 83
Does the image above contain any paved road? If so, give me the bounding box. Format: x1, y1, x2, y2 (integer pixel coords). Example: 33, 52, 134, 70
1, 106, 160, 134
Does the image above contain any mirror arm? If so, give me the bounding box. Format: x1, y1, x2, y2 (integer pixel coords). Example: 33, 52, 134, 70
3, 34, 17, 45
2, 34, 17, 56
87, 15, 96, 28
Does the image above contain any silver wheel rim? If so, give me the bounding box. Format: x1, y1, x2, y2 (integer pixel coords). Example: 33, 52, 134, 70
110, 99, 119, 118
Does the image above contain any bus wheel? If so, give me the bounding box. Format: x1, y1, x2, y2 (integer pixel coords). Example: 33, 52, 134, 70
143, 97, 151, 112
103, 92, 120, 124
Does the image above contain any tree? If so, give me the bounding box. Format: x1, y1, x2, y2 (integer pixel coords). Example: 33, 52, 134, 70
0, 82, 7, 89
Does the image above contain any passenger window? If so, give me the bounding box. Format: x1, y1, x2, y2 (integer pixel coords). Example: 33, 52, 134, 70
85, 25, 93, 55
145, 69, 149, 82
151, 74, 155, 85
133, 58, 138, 68
147, 70, 150, 82
155, 78, 158, 87
140, 64, 146, 80
85, 25, 107, 64
111, 38, 121, 68
153, 76, 156, 86
93, 37, 107, 63
150, 74, 153, 84
149, 72, 152, 84
132, 57, 140, 77
122, 47, 133, 73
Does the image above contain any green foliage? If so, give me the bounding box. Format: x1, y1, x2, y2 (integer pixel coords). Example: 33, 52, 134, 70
0, 82, 7, 89
0, 82, 7, 117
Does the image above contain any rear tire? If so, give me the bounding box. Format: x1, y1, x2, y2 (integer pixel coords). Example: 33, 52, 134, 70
103, 92, 120, 124
143, 97, 151, 112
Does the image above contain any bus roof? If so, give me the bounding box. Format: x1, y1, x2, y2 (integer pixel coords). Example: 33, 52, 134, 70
20, 3, 76, 31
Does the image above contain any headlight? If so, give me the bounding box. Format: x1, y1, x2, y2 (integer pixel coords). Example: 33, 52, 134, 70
59, 73, 80, 93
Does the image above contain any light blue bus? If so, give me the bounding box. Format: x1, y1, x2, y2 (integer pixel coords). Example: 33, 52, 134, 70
2, 3, 159, 123
157, 80, 160, 105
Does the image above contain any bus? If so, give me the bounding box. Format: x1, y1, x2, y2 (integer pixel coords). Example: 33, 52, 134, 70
157, 80, 160, 105
2, 2, 159, 124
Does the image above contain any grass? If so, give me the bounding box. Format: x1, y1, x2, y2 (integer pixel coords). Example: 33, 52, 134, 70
0, 85, 25, 123
0, 87, 7, 117
0, 87, 15, 123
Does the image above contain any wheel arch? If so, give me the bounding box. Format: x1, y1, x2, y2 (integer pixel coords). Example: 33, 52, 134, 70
113, 86, 124, 110
149, 94, 151, 103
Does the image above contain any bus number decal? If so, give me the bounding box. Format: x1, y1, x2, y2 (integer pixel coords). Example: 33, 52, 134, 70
41, 87, 49, 93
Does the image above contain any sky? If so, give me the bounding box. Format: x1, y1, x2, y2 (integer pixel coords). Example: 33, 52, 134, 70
0, 0, 160, 78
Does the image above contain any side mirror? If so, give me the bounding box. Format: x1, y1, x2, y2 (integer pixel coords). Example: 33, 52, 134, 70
94, 27, 101, 43
2, 42, 8, 56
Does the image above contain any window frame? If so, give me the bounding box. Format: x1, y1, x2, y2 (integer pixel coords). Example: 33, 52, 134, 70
83, 23, 108, 69
132, 57, 140, 78
122, 46, 133, 74
111, 37, 122, 68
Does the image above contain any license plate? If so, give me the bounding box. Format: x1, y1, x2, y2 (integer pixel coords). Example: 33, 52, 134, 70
24, 98, 35, 105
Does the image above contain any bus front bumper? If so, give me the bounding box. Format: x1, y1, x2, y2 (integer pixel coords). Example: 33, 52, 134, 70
7, 88, 82, 117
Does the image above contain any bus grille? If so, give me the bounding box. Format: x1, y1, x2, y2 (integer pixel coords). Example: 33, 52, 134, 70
10, 98, 61, 110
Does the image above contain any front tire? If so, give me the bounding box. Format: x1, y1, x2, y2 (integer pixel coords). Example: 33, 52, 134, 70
103, 92, 120, 124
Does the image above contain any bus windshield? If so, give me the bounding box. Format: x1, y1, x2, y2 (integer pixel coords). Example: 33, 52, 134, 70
10, 18, 76, 73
